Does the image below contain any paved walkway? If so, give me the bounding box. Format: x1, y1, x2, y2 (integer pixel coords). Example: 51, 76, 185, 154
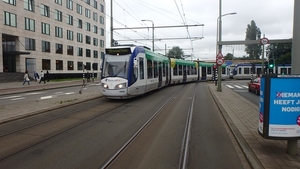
0, 80, 299, 168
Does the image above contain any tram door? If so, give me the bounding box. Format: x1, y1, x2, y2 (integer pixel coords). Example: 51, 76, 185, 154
201, 67, 207, 80
158, 62, 162, 88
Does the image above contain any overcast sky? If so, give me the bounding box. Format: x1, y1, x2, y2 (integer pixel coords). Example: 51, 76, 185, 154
106, 0, 294, 60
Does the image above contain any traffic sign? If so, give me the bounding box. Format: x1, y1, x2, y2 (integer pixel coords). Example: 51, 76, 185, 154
216, 52, 223, 59
260, 37, 269, 45
216, 58, 224, 65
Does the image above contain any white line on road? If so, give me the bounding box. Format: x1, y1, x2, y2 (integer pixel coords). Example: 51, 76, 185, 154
226, 85, 234, 89
65, 92, 75, 95
40, 96, 53, 100
234, 85, 243, 89
0, 96, 21, 100
11, 97, 25, 101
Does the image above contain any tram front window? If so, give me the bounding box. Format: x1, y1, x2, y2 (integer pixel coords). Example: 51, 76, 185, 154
102, 54, 130, 79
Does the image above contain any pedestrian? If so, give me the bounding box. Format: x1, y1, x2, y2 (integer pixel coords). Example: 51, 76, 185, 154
46, 70, 50, 82
34, 71, 39, 81
23, 70, 30, 85
86, 71, 91, 82
39, 70, 46, 84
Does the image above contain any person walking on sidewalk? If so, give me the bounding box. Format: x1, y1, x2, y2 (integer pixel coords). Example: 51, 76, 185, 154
23, 70, 30, 85
46, 70, 50, 82
39, 70, 46, 84
34, 71, 39, 81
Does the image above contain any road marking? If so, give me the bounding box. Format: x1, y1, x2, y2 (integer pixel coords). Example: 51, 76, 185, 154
226, 85, 234, 89
0, 96, 21, 100
23, 92, 45, 96
65, 92, 75, 95
241, 85, 248, 88
40, 96, 53, 100
11, 97, 25, 101
234, 85, 243, 89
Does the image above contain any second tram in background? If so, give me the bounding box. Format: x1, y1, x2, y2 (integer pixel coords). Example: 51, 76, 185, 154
232, 63, 291, 80
100, 45, 229, 99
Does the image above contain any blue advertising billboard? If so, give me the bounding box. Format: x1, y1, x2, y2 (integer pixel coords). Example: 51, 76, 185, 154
258, 74, 300, 139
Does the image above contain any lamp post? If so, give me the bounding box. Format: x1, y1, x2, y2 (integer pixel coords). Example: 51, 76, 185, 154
217, 12, 237, 92
141, 19, 154, 52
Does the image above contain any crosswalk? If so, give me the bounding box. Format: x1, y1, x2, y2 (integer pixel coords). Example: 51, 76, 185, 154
223, 83, 248, 90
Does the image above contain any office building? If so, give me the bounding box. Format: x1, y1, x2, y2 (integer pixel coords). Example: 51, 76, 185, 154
1, 0, 105, 78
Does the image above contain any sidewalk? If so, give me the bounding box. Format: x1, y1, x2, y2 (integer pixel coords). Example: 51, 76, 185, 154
0, 79, 102, 124
209, 83, 300, 169
0, 80, 299, 168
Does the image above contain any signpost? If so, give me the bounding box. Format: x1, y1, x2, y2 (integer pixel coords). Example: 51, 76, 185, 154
258, 74, 300, 155
216, 52, 224, 91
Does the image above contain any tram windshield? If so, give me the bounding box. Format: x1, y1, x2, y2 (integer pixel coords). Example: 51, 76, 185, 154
102, 54, 130, 79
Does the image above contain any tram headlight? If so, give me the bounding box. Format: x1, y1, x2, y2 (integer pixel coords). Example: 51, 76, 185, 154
115, 83, 126, 89
101, 83, 109, 89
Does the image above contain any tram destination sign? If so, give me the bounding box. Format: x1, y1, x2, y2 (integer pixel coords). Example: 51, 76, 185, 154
105, 48, 132, 55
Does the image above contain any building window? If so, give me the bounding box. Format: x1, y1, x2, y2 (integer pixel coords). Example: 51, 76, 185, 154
77, 19, 82, 28
55, 0, 62, 5
67, 14, 73, 25
3, 0, 16, 5
76, 4, 82, 14
100, 16, 104, 24
68, 61, 74, 70
56, 60, 63, 70
100, 28, 104, 36
93, 12, 98, 22
25, 17, 35, 31
93, 38, 98, 46
99, 4, 104, 13
25, 38, 35, 51
41, 22, 50, 35
86, 49, 91, 57
42, 59, 51, 70
24, 0, 34, 12
77, 47, 82, 56
55, 10, 62, 21
42, 41, 50, 52
86, 35, 91, 44
85, 0, 90, 5
4, 11, 17, 27
66, 0, 73, 10
67, 45, 73, 55
77, 62, 83, 70
93, 0, 97, 8
93, 25, 98, 34
67, 30, 73, 40
93, 50, 98, 58
85, 8, 90, 18
86, 62, 91, 70
86, 22, 90, 31
92, 63, 98, 70
100, 40, 104, 48
77, 33, 83, 43
41, 4, 50, 17
55, 26, 63, 38
55, 43, 63, 54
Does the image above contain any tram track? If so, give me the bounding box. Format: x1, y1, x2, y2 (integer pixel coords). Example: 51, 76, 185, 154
101, 83, 198, 169
0, 97, 129, 162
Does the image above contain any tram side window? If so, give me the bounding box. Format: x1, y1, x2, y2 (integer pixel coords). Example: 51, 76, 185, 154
163, 63, 166, 77
207, 67, 212, 75
187, 66, 190, 75
173, 65, 178, 76
238, 68, 242, 74
139, 58, 144, 79
244, 68, 250, 74
154, 61, 158, 78
222, 67, 226, 74
147, 60, 153, 78
179, 65, 183, 75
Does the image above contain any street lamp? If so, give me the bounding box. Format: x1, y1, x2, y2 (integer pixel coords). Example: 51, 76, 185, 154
217, 12, 237, 92
141, 19, 154, 52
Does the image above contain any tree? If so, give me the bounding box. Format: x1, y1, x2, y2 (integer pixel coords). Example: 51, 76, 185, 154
167, 46, 184, 59
224, 53, 234, 60
266, 43, 292, 60
245, 20, 262, 60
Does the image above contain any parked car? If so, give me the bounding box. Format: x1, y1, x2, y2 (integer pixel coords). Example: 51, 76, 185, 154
248, 77, 260, 95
